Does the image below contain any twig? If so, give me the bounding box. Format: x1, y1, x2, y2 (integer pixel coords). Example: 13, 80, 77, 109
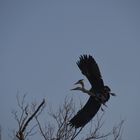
21, 99, 45, 133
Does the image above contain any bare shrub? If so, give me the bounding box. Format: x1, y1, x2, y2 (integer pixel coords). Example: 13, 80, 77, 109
12, 95, 124, 140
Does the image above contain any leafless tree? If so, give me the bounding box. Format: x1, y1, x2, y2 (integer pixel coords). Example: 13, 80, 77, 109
35, 97, 124, 140
12, 95, 124, 140
12, 94, 46, 140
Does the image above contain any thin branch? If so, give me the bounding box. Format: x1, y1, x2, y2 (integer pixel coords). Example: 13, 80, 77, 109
71, 127, 83, 140
21, 99, 45, 133
35, 117, 47, 140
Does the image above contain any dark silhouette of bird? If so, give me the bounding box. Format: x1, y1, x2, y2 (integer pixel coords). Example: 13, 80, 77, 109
69, 55, 115, 128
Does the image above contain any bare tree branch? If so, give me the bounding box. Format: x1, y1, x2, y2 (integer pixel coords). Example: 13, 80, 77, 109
38, 97, 124, 140
12, 95, 124, 140
112, 120, 124, 140
21, 99, 45, 133
12, 94, 46, 140
35, 116, 48, 140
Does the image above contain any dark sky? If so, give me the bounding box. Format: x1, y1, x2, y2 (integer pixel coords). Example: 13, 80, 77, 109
0, 1, 140, 140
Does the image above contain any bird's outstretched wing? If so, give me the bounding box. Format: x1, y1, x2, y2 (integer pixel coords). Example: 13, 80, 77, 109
69, 97, 101, 128
77, 55, 104, 91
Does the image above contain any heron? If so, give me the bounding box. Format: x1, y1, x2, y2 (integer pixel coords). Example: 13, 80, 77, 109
69, 55, 116, 128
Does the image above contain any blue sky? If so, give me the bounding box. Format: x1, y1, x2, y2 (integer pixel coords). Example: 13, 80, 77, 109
0, 1, 140, 139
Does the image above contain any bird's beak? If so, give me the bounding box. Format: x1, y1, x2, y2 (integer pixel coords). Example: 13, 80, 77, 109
74, 79, 84, 85
70, 87, 78, 91
74, 81, 80, 85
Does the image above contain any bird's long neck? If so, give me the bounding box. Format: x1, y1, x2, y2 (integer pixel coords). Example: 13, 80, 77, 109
81, 88, 94, 96
81, 81, 84, 89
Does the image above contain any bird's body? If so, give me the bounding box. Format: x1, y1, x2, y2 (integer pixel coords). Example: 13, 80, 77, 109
70, 55, 115, 128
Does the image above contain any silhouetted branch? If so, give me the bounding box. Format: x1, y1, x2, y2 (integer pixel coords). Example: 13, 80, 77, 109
21, 99, 45, 133
112, 120, 124, 140
12, 95, 46, 140
35, 117, 48, 140
37, 97, 124, 140
84, 113, 124, 140
12, 95, 124, 140
71, 127, 83, 140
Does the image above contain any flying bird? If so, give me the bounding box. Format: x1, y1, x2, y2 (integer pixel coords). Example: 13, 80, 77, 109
69, 55, 115, 128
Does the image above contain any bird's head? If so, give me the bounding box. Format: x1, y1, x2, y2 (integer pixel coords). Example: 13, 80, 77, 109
71, 79, 84, 91
74, 79, 84, 86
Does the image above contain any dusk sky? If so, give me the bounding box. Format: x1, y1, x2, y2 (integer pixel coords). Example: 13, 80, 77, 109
0, 1, 140, 140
